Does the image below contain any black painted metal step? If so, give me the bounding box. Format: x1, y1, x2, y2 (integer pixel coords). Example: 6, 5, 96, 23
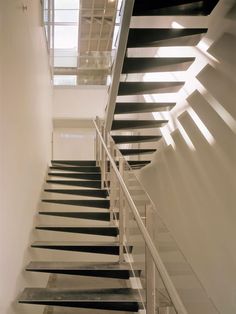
18, 288, 141, 311
46, 180, 101, 189
26, 261, 141, 279
39, 211, 114, 222
127, 28, 207, 48
112, 120, 168, 130
31, 241, 132, 255
114, 102, 175, 114
127, 160, 151, 166
52, 160, 96, 166
132, 0, 219, 16
42, 199, 110, 209
112, 135, 161, 144
44, 188, 108, 198
122, 57, 195, 73
118, 81, 184, 95
48, 173, 101, 181
119, 149, 156, 156
36, 225, 119, 237
50, 166, 100, 173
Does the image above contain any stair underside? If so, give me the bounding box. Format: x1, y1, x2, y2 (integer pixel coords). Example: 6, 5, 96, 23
112, 135, 162, 144
122, 57, 195, 73
42, 199, 110, 209
26, 261, 141, 279
31, 241, 132, 255
44, 188, 108, 198
132, 0, 219, 16
48, 173, 101, 180
46, 180, 101, 188
112, 120, 168, 130
50, 166, 100, 173
18, 288, 141, 312
118, 81, 184, 95
119, 149, 156, 156
36, 225, 119, 237
52, 160, 96, 166
114, 102, 175, 114
39, 211, 114, 221
127, 28, 207, 48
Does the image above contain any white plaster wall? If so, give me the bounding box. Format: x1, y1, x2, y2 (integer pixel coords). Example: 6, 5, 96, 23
53, 86, 108, 119
0, 1, 53, 314
138, 1, 236, 313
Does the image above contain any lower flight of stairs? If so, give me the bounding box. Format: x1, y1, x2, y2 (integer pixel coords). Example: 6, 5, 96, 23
18, 160, 144, 313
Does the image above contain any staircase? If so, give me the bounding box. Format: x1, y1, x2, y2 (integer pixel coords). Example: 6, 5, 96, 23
106, 0, 219, 167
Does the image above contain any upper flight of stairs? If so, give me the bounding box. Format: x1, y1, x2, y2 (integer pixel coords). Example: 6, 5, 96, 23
110, 0, 219, 167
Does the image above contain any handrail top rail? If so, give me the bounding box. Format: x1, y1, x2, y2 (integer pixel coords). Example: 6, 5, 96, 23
93, 119, 188, 314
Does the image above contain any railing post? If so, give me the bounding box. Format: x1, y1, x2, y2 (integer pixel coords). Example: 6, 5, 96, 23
146, 204, 156, 314
101, 124, 106, 189
119, 158, 125, 262
95, 116, 100, 166
109, 140, 116, 221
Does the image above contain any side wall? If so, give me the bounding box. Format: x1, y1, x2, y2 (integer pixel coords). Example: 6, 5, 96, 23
139, 2, 236, 313
0, 2, 53, 314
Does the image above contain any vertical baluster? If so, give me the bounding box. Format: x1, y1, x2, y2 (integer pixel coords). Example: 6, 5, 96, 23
146, 204, 156, 314
119, 158, 125, 262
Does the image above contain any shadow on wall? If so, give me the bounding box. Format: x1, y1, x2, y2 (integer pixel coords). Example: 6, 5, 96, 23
139, 2, 236, 314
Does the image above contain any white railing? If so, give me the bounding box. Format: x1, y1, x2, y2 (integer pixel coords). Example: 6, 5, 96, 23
94, 118, 188, 314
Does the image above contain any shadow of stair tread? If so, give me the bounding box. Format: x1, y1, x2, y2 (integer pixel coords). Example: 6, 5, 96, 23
44, 189, 108, 198
36, 225, 119, 236
119, 149, 156, 156
122, 57, 195, 73
50, 166, 100, 173
52, 161, 96, 166
41, 199, 110, 209
48, 173, 101, 180
112, 120, 168, 130
19, 287, 142, 302
46, 180, 102, 188
127, 28, 207, 48
132, 0, 219, 16
114, 102, 175, 114
38, 211, 117, 221
31, 241, 132, 255
112, 135, 161, 144
118, 81, 184, 95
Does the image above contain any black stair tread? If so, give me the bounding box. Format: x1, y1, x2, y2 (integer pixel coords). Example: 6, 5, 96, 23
52, 160, 96, 166
122, 57, 195, 73
19, 287, 141, 302
44, 189, 108, 198
48, 173, 101, 180
132, 0, 219, 16
118, 81, 184, 95
127, 160, 151, 165
42, 199, 110, 209
31, 241, 132, 255
50, 166, 100, 173
36, 225, 119, 236
119, 149, 156, 156
46, 180, 101, 188
112, 135, 161, 144
39, 211, 113, 221
127, 28, 207, 48
112, 120, 168, 130
26, 261, 141, 272
115, 102, 175, 114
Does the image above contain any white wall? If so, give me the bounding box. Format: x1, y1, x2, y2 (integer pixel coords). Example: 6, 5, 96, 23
0, 1, 53, 314
139, 1, 236, 313
53, 86, 108, 119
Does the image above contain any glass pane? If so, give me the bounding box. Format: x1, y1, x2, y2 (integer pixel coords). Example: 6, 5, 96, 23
53, 75, 77, 85
54, 9, 79, 23
54, 0, 79, 10
54, 26, 78, 49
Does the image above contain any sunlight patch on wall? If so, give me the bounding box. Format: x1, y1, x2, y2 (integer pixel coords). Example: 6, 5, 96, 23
188, 107, 215, 145
177, 121, 196, 151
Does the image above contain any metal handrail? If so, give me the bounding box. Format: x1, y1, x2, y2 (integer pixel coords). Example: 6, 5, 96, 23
93, 119, 188, 314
